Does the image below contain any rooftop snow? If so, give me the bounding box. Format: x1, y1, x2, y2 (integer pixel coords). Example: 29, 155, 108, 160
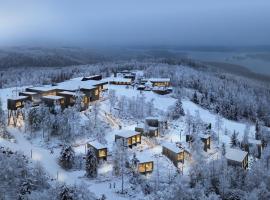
162, 142, 184, 154
199, 134, 211, 139
8, 96, 29, 100
20, 91, 37, 95
27, 86, 58, 92
225, 148, 248, 162
149, 78, 170, 82
42, 95, 64, 100
114, 130, 140, 138
58, 91, 85, 96
57, 80, 96, 91
88, 141, 107, 149
109, 77, 132, 83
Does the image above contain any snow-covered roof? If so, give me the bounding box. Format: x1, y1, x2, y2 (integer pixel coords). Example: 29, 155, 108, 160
149, 127, 158, 131
20, 91, 38, 95
137, 153, 154, 163
199, 134, 211, 139
225, 148, 248, 162
114, 130, 140, 138
42, 95, 64, 100
58, 91, 85, 97
109, 77, 132, 83
88, 141, 107, 149
57, 80, 96, 91
249, 139, 262, 145
149, 78, 170, 82
8, 96, 29, 101
27, 86, 57, 92
162, 142, 184, 154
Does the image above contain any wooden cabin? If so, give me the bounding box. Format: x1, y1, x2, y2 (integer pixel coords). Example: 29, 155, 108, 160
248, 139, 263, 159
19, 91, 40, 105
137, 157, 154, 174
26, 86, 58, 97
199, 134, 211, 152
81, 75, 102, 81
162, 142, 185, 167
7, 96, 29, 110
186, 134, 211, 152
57, 91, 89, 110
87, 141, 107, 162
109, 78, 132, 85
41, 95, 65, 110
225, 148, 248, 170
115, 130, 141, 148
145, 117, 168, 129
149, 78, 170, 87
152, 87, 172, 95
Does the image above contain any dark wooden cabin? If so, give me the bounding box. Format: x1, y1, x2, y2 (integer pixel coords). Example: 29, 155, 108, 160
115, 130, 141, 148
149, 78, 171, 87
152, 87, 172, 95
225, 148, 248, 169
145, 117, 168, 130
19, 91, 39, 102
162, 142, 185, 167
57, 91, 89, 110
87, 141, 107, 162
81, 75, 102, 81
7, 96, 29, 110
186, 134, 211, 152
41, 95, 65, 110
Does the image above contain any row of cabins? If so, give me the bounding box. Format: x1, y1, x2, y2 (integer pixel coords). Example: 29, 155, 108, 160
7, 76, 108, 111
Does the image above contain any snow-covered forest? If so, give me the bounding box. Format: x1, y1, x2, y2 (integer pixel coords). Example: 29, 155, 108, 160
1, 60, 270, 200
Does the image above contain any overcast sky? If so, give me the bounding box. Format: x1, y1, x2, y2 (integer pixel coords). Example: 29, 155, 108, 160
0, 0, 270, 47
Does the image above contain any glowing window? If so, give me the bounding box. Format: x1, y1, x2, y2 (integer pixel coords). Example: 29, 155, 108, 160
16, 101, 22, 108
127, 138, 132, 145
177, 152, 184, 161
145, 162, 153, 171
95, 89, 99, 96
132, 136, 136, 144
84, 97, 88, 104
98, 149, 106, 157
136, 135, 141, 143
138, 164, 145, 173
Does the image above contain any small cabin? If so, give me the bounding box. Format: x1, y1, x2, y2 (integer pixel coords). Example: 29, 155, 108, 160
149, 78, 170, 87
225, 148, 248, 170
7, 96, 29, 110
137, 158, 154, 174
19, 91, 40, 105
87, 141, 107, 162
109, 78, 132, 85
57, 91, 88, 110
249, 139, 262, 159
115, 130, 141, 148
162, 142, 185, 167
186, 134, 211, 152
41, 95, 65, 110
145, 117, 168, 130
148, 127, 159, 137
152, 87, 172, 95
81, 75, 102, 81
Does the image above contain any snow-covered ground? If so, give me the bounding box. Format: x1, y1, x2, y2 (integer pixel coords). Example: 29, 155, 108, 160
0, 78, 259, 199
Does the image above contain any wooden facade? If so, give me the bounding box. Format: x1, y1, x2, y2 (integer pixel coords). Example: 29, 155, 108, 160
138, 161, 154, 174
225, 148, 248, 170
57, 91, 89, 110
41, 95, 65, 110
149, 78, 170, 87
162, 143, 185, 167
87, 141, 107, 162
7, 96, 29, 110
115, 130, 141, 148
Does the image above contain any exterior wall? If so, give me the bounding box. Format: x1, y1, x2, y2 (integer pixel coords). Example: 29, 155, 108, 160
162, 146, 184, 166
151, 81, 170, 87
115, 134, 141, 148
227, 154, 248, 170
7, 98, 29, 110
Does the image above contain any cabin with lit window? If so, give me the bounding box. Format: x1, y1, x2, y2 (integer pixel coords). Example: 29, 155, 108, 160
225, 148, 248, 170
145, 117, 168, 130
19, 91, 40, 105
109, 78, 132, 85
7, 96, 29, 110
137, 156, 154, 174
152, 87, 172, 95
26, 86, 58, 97
81, 75, 102, 81
149, 78, 171, 87
115, 130, 141, 148
41, 95, 65, 110
87, 141, 107, 162
162, 142, 185, 167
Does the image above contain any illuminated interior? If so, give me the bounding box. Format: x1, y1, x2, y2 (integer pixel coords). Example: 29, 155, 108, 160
84, 96, 88, 104
95, 89, 99, 96
138, 162, 153, 173
128, 138, 132, 145
136, 135, 141, 142
98, 149, 106, 158
132, 136, 136, 144
60, 99, 65, 104
15, 101, 22, 108
177, 152, 184, 161
145, 162, 153, 171
207, 138, 210, 146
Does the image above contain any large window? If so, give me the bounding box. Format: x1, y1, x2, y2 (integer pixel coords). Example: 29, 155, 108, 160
95, 89, 99, 96
127, 138, 132, 145
138, 164, 145, 173
136, 135, 141, 143
177, 152, 184, 161
145, 162, 153, 172
132, 136, 136, 144
16, 101, 22, 108
98, 149, 106, 158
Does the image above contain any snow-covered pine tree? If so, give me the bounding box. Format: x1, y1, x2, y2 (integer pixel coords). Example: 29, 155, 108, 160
192, 91, 199, 104
85, 147, 98, 178
242, 125, 250, 152
230, 131, 238, 148
59, 145, 75, 169
170, 99, 185, 120
221, 143, 226, 156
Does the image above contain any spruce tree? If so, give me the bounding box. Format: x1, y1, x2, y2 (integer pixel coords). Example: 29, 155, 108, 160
230, 131, 238, 148
192, 91, 199, 104
85, 147, 98, 178
59, 145, 75, 169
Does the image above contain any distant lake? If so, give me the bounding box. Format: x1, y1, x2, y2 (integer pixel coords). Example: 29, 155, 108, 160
175, 51, 270, 75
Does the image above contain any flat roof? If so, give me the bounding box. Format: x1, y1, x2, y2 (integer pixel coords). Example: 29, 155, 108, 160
199, 134, 211, 139
136, 154, 154, 163
8, 96, 29, 101
57, 80, 97, 91
109, 77, 132, 83
58, 91, 85, 96
162, 142, 184, 154
27, 86, 57, 92
249, 139, 262, 145
88, 141, 107, 149
20, 91, 38, 95
225, 148, 248, 162
42, 95, 64, 100
149, 78, 170, 82
115, 130, 140, 138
